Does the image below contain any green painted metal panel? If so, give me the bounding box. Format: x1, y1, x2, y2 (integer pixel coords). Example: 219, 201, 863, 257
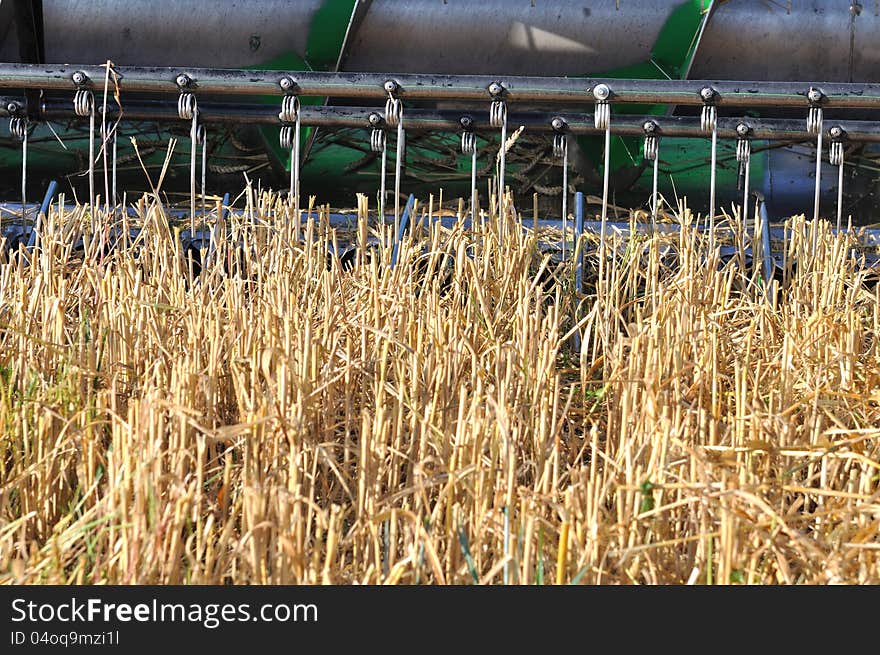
579, 0, 712, 176
305, 0, 359, 72
260, 0, 359, 174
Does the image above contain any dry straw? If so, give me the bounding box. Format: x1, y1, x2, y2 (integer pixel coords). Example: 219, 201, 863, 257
0, 190, 878, 585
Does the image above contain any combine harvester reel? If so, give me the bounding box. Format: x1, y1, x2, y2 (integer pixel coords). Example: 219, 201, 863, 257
1, 1, 879, 285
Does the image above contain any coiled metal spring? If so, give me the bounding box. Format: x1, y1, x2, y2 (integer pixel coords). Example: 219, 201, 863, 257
279, 125, 295, 150
807, 106, 823, 135
593, 84, 611, 131
73, 89, 94, 117
829, 140, 844, 167
385, 96, 402, 128
8, 116, 27, 141
461, 131, 476, 155
700, 104, 717, 133
489, 100, 506, 129
643, 134, 658, 162
594, 103, 610, 131
736, 138, 751, 164
279, 95, 299, 123
178, 92, 197, 120
552, 133, 567, 159
371, 128, 386, 153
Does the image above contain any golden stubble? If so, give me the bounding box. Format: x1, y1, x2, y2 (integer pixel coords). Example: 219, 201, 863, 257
0, 193, 878, 585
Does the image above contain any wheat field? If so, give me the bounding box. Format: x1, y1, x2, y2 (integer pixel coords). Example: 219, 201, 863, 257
1, 189, 878, 585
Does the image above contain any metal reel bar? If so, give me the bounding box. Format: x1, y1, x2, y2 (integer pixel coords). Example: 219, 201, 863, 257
7, 65, 880, 109
27, 95, 880, 141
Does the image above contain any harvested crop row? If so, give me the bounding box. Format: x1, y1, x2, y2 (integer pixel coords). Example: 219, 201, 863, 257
1, 193, 878, 584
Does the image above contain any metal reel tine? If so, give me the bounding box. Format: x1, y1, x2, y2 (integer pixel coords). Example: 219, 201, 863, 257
807, 88, 825, 250
593, 84, 612, 260
460, 121, 478, 227
735, 123, 752, 228
9, 116, 28, 219
643, 120, 659, 233
829, 126, 846, 233
700, 87, 718, 248
552, 123, 569, 260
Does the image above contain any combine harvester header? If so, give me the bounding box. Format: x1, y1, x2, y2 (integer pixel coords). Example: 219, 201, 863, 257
1, 1, 878, 226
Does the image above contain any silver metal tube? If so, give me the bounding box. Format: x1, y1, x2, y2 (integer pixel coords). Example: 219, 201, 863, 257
31, 99, 880, 143
7, 64, 880, 108
692, 0, 880, 83
742, 157, 750, 228
40, 1, 880, 85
